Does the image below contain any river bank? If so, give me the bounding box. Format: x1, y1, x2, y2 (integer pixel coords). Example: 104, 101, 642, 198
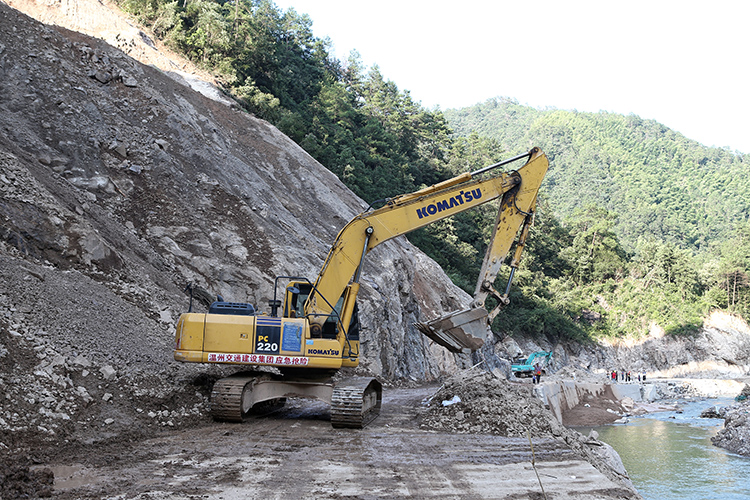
531, 374, 750, 464
535, 377, 747, 426
709, 384, 750, 455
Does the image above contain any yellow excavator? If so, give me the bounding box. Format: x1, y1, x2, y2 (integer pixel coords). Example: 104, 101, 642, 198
174, 147, 549, 427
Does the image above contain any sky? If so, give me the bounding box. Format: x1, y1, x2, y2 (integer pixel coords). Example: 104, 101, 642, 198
273, 0, 749, 153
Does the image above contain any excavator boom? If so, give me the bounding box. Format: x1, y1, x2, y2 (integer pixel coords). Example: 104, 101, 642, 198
307, 148, 549, 328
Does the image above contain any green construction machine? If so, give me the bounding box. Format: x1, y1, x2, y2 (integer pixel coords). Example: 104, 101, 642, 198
511, 351, 552, 378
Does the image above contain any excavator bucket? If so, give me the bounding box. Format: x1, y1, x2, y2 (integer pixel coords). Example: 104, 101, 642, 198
414, 307, 489, 353
414, 149, 548, 354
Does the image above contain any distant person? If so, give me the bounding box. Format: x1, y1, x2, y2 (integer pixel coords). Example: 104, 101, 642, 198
533, 363, 542, 384
642, 371, 647, 381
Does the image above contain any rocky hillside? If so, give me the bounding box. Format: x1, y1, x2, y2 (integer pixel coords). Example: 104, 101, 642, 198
0, 0, 473, 451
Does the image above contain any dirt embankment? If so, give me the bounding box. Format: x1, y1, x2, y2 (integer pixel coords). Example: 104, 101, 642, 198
558, 384, 629, 427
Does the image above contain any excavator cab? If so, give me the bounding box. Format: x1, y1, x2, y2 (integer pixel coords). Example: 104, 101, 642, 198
282, 279, 360, 342
283, 282, 306, 319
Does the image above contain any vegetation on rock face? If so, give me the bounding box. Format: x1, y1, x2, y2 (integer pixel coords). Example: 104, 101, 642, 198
117, 0, 750, 341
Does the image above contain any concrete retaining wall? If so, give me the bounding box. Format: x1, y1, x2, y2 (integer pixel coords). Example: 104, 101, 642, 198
536, 378, 744, 424
535, 382, 638, 424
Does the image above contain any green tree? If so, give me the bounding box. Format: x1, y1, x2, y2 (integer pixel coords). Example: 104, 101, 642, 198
711, 223, 750, 314
632, 238, 701, 297
559, 205, 628, 284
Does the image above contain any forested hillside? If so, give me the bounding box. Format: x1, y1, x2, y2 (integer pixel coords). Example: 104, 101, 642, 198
445, 98, 750, 252
114, 0, 750, 340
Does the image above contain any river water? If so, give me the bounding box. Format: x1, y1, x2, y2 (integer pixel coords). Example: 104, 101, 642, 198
593, 398, 750, 500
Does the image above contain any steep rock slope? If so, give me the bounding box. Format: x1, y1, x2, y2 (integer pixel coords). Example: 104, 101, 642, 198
0, 1, 469, 448
4, 0, 222, 100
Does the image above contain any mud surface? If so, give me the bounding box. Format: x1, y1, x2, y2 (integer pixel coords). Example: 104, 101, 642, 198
5, 385, 637, 500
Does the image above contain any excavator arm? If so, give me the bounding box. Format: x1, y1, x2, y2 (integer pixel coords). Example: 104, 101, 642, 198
305, 147, 549, 341
473, 172, 541, 322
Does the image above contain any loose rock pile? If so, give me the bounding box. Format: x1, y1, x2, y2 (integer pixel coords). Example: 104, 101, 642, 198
0, 294, 216, 445
421, 369, 566, 437
0, 3, 473, 493
711, 384, 750, 456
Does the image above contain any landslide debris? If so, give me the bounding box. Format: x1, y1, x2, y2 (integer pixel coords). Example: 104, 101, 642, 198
0, 0, 473, 487
421, 369, 566, 437
0, 464, 53, 500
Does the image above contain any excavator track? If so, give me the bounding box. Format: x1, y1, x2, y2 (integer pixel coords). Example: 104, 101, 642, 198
210, 373, 381, 428
210, 373, 261, 422
330, 377, 382, 429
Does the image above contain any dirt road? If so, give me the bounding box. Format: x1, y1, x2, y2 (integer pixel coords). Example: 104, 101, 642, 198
31, 386, 638, 499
